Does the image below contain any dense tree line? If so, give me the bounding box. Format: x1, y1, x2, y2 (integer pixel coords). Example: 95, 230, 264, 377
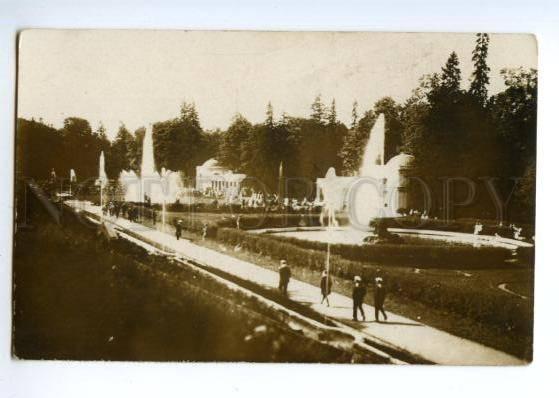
217, 97, 347, 196
16, 103, 217, 182
399, 34, 537, 222
16, 117, 111, 181
15, 33, 536, 222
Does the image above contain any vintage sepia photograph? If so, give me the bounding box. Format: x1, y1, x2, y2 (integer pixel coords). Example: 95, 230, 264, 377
13, 30, 537, 365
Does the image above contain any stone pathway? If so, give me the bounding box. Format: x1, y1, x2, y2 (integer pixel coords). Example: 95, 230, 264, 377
69, 201, 526, 365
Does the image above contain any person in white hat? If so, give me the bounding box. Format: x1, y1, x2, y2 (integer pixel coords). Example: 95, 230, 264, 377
175, 219, 183, 240
352, 276, 366, 321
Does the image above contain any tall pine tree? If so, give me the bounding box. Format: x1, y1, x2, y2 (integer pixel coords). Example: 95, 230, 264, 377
469, 33, 490, 106
327, 99, 337, 125
107, 123, 134, 178
311, 95, 325, 124
265, 102, 274, 127
440, 51, 461, 93
350, 101, 359, 130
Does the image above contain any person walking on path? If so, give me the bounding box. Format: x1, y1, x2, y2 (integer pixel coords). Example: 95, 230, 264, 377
352, 276, 366, 321
278, 259, 291, 296
175, 219, 183, 240
374, 277, 388, 322
202, 222, 208, 241
320, 270, 333, 306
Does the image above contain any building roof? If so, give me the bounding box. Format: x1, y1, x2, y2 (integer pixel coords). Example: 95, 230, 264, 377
196, 158, 246, 182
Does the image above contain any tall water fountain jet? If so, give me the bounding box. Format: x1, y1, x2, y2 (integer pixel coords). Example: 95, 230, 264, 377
322, 168, 338, 282
97, 151, 107, 216
360, 114, 385, 174
99, 151, 107, 183
69, 168, 76, 195
141, 124, 157, 178
139, 125, 165, 203
352, 114, 386, 226
119, 125, 185, 206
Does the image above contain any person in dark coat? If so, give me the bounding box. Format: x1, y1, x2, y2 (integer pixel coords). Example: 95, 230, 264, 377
175, 219, 183, 240
320, 270, 333, 306
278, 259, 291, 295
374, 277, 388, 322
352, 276, 366, 321
202, 222, 208, 241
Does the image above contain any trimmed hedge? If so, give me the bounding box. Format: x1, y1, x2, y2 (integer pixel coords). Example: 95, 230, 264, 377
260, 232, 511, 269
215, 227, 532, 336
172, 213, 321, 232
231, 213, 321, 230
334, 242, 509, 268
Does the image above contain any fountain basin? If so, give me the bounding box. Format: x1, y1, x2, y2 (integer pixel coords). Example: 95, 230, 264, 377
249, 226, 533, 250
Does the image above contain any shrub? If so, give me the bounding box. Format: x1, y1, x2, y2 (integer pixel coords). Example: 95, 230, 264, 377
235, 214, 322, 230
256, 232, 511, 269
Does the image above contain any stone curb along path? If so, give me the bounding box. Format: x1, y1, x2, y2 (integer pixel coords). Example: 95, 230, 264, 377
69, 201, 526, 366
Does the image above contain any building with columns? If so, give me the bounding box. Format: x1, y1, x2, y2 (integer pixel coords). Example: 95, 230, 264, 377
195, 158, 246, 198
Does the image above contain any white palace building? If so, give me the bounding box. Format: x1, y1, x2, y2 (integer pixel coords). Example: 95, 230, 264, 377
195, 158, 246, 198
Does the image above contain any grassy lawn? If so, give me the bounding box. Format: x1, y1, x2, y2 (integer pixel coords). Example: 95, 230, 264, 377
504, 282, 534, 298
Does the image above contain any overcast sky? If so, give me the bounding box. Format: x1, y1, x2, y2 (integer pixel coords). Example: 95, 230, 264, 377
17, 30, 537, 140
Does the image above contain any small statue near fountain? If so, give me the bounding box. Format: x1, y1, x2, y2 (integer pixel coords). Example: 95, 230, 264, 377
318, 167, 344, 228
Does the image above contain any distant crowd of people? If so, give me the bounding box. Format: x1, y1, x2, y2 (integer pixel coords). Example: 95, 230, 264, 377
240, 191, 318, 213
200, 187, 321, 215
102, 199, 158, 225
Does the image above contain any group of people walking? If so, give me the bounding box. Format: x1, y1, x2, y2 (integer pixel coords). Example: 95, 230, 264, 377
351, 275, 387, 322
103, 200, 159, 225
277, 260, 388, 322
